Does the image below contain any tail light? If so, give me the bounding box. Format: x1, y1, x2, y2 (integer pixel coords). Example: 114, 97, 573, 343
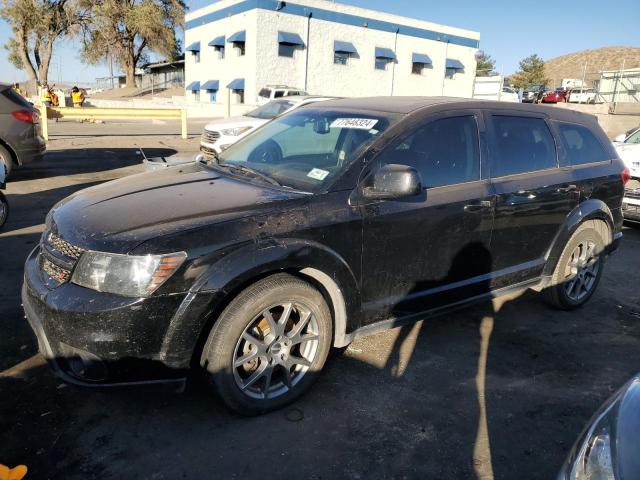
622, 167, 631, 186
11, 110, 39, 124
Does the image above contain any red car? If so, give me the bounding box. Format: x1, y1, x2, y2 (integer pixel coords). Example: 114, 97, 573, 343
542, 88, 567, 104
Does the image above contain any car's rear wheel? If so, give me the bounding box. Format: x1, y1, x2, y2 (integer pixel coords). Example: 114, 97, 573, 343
0, 144, 13, 177
544, 220, 609, 310
0, 192, 8, 228
201, 273, 332, 415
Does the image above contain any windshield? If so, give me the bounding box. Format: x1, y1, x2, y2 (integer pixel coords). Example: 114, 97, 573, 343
626, 129, 640, 144
246, 100, 296, 119
216, 108, 400, 192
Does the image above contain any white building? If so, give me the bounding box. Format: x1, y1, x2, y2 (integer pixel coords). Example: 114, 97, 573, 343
184, 0, 480, 116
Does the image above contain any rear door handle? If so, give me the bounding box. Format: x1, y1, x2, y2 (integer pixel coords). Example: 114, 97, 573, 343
557, 184, 578, 194
464, 200, 492, 212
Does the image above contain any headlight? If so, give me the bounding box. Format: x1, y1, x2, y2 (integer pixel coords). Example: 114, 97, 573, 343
570, 424, 615, 480
71, 251, 186, 297
220, 126, 252, 136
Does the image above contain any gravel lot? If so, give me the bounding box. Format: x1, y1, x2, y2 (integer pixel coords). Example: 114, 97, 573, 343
1, 120, 640, 479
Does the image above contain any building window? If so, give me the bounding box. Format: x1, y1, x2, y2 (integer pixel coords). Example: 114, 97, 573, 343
279, 43, 295, 58
235, 43, 245, 56
215, 46, 225, 59
193, 51, 200, 63
234, 90, 245, 104
334, 52, 350, 65
194, 90, 200, 102
412, 63, 427, 75
375, 58, 391, 71
209, 91, 217, 103
445, 68, 457, 79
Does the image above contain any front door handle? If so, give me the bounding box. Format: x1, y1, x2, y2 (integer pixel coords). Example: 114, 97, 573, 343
464, 200, 493, 212
557, 184, 578, 194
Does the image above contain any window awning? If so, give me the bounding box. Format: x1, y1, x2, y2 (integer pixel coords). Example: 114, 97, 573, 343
278, 31, 305, 46
446, 58, 465, 70
201, 80, 219, 91
412, 53, 432, 65
227, 78, 245, 90
375, 47, 396, 60
228, 31, 246, 43
185, 42, 200, 52
208, 36, 225, 47
334, 41, 357, 54
186, 81, 200, 91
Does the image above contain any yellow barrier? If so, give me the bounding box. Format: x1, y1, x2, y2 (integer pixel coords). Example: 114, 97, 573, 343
39, 105, 188, 141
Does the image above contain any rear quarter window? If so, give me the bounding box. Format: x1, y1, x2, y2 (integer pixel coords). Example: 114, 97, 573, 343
558, 123, 610, 165
490, 115, 557, 177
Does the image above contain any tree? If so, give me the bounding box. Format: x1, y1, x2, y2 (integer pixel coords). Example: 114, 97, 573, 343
475, 51, 496, 76
1, 0, 83, 86
510, 54, 548, 89
80, 0, 185, 88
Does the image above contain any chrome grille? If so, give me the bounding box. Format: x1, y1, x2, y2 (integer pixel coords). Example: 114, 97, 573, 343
47, 232, 86, 260
202, 130, 221, 144
41, 256, 71, 283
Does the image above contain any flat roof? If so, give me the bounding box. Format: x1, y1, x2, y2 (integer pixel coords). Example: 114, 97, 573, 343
186, 0, 480, 49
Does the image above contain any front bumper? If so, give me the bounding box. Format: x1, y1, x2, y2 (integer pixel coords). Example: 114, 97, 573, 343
22, 247, 190, 387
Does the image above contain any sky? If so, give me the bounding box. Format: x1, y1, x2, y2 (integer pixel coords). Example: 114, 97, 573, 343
1, 0, 638, 84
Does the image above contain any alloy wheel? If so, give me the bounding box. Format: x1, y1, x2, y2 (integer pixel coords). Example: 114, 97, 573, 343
232, 302, 320, 400
562, 241, 600, 302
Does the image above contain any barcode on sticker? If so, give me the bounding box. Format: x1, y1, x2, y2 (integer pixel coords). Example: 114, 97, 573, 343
330, 118, 379, 130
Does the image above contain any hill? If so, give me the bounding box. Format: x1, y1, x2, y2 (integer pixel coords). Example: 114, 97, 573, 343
543, 46, 640, 87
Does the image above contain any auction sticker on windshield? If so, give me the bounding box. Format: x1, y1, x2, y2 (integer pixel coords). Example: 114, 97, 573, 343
307, 168, 330, 181
330, 118, 379, 130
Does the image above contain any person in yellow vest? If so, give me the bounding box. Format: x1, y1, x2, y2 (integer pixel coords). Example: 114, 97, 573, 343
71, 86, 85, 107
12, 83, 23, 96
40, 84, 52, 106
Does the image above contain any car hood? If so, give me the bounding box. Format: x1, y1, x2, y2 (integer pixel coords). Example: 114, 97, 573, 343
47, 163, 305, 254
204, 116, 268, 132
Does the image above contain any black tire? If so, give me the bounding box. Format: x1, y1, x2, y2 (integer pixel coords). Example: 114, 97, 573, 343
544, 220, 609, 310
0, 192, 8, 229
0, 144, 13, 178
201, 273, 332, 415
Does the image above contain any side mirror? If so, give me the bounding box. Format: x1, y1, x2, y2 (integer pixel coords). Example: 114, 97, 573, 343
614, 133, 626, 143
362, 164, 422, 200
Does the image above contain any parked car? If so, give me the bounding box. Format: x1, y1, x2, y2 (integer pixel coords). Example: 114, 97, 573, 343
522, 85, 546, 103
568, 88, 598, 104
23, 97, 626, 415
200, 96, 335, 157
0, 161, 8, 229
542, 88, 568, 104
0, 83, 46, 177
257, 85, 308, 105
613, 126, 640, 223
500, 87, 520, 102
558, 374, 640, 480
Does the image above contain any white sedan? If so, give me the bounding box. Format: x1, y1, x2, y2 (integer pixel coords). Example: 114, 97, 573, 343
200, 96, 335, 157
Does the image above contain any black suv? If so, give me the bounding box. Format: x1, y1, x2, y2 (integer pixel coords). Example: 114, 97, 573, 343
23, 97, 627, 414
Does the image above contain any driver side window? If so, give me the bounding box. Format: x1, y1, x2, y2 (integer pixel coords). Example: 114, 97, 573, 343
376, 115, 481, 188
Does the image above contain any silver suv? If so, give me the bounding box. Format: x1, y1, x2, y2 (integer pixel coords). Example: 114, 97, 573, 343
0, 83, 46, 176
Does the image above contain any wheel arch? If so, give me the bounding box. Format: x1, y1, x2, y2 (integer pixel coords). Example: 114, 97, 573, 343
0, 137, 18, 168
541, 199, 613, 279
160, 240, 360, 370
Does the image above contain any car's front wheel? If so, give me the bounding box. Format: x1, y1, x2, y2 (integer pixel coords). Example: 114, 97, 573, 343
0, 144, 13, 178
544, 220, 609, 310
201, 273, 333, 415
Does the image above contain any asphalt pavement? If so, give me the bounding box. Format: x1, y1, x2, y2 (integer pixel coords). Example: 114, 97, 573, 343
1, 120, 640, 479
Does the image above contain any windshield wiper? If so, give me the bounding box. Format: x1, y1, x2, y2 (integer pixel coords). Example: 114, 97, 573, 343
216, 163, 281, 187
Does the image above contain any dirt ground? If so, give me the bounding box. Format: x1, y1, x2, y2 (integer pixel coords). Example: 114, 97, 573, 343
1, 119, 640, 480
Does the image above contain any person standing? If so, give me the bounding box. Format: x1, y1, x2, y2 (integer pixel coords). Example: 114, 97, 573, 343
12, 83, 23, 96
40, 84, 52, 107
71, 86, 85, 107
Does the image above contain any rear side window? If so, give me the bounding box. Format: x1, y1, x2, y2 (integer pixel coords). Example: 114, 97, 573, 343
258, 88, 271, 98
274, 91, 285, 98
490, 116, 557, 177
558, 123, 610, 165
2, 88, 33, 109
377, 115, 480, 188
